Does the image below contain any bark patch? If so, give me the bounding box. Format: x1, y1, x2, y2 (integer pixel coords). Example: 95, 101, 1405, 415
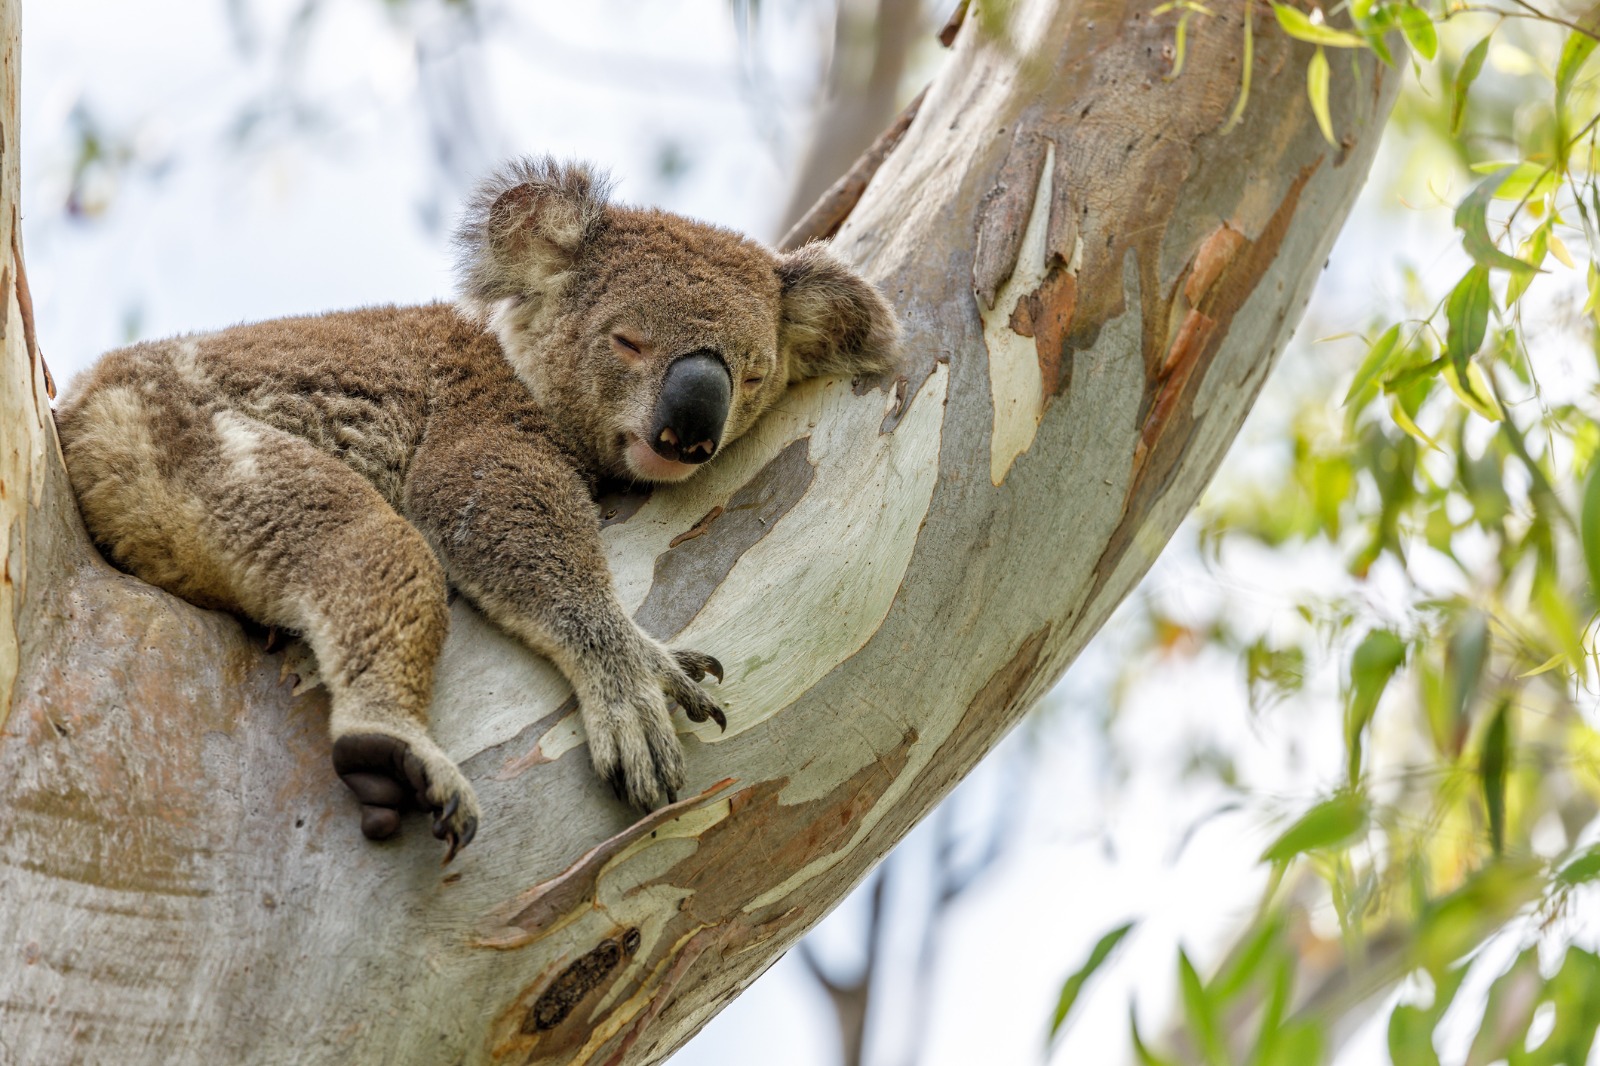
634, 436, 814, 640
480, 777, 736, 947
1008, 267, 1078, 397
522, 927, 642, 1033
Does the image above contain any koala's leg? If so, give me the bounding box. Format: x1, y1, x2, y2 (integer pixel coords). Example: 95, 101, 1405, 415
58, 391, 478, 858
406, 427, 725, 811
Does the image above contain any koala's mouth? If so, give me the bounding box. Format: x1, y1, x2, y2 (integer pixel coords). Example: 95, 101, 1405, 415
622, 433, 702, 483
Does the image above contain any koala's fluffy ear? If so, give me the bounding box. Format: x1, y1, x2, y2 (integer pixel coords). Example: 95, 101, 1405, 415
777, 243, 901, 384
454, 156, 611, 321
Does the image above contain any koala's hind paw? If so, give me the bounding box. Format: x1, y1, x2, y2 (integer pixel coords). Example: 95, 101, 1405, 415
668, 649, 727, 732
332, 732, 480, 863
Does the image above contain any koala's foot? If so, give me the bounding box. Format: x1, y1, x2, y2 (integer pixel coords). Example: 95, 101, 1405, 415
332, 732, 480, 863
586, 647, 725, 811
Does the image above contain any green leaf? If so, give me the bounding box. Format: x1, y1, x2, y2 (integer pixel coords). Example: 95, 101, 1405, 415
1388, 963, 1469, 1066
1445, 267, 1491, 384
1260, 1022, 1324, 1066
1397, 5, 1437, 61
1413, 860, 1543, 975
1048, 922, 1135, 1041
1273, 3, 1367, 47
1466, 160, 1560, 201
1307, 47, 1334, 144
1224, 8, 1254, 133
1345, 628, 1406, 784
1557, 32, 1598, 127
1480, 698, 1511, 855
1582, 453, 1600, 603
1261, 792, 1369, 863
1455, 170, 1538, 273
1130, 1006, 1179, 1066
1451, 34, 1491, 136
1506, 224, 1549, 306
1444, 610, 1488, 746
1556, 845, 1600, 886
1527, 948, 1600, 1061
1211, 912, 1284, 1004
1344, 323, 1403, 406
1177, 949, 1231, 1066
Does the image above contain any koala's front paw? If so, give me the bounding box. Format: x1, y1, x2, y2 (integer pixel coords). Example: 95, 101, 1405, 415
585, 647, 726, 811
332, 732, 480, 863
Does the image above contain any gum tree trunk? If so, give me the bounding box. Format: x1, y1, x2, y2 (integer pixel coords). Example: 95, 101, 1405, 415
0, 1, 1399, 1063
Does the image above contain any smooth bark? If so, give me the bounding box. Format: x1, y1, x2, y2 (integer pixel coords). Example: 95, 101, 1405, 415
0, 1, 1399, 1063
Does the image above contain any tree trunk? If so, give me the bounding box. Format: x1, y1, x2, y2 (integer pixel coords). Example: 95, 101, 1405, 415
0, 1, 1398, 1063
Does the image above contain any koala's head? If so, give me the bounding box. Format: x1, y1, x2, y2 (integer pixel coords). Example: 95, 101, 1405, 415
454, 157, 900, 483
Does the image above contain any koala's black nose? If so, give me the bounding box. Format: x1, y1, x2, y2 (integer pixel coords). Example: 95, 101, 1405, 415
650, 350, 731, 465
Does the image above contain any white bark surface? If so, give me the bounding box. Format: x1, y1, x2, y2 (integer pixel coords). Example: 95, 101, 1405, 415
0, 1, 1400, 1063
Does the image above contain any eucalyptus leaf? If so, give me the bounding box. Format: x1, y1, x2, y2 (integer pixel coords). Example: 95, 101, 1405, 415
1261, 792, 1369, 863
1451, 34, 1491, 136
1308, 47, 1334, 145
1397, 5, 1436, 61
1445, 267, 1491, 384
1272, 3, 1367, 47
1048, 922, 1135, 1042
1455, 169, 1537, 273
1344, 323, 1403, 406
1177, 949, 1230, 1066
1480, 699, 1510, 855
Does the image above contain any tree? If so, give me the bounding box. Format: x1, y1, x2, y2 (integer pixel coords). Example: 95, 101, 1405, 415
0, 0, 1397, 1063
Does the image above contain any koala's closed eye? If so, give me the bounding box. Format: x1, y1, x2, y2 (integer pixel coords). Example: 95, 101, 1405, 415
611, 333, 649, 363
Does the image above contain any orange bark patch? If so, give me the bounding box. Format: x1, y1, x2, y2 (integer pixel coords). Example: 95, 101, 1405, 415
1183, 222, 1247, 306
1008, 267, 1078, 397
668, 506, 723, 549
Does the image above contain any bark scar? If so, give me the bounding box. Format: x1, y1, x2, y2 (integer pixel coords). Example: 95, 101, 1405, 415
10, 210, 50, 399
477, 777, 737, 949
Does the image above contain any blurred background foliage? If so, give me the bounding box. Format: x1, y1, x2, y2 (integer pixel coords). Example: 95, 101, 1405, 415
1048, 2, 1600, 1063
27, 0, 1600, 1064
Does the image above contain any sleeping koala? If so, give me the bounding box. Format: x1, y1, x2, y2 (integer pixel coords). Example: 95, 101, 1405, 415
55, 157, 898, 860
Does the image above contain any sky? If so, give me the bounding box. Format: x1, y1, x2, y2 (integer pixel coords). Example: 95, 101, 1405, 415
20, 2, 1500, 1063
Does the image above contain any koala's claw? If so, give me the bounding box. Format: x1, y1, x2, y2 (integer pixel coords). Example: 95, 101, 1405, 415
665, 648, 728, 732
673, 649, 724, 684
332, 732, 480, 863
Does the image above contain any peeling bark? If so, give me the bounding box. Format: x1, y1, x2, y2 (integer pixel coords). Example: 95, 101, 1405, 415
0, 1, 1399, 1064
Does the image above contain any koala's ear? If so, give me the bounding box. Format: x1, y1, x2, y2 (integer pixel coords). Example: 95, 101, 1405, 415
453, 156, 611, 320
777, 243, 901, 384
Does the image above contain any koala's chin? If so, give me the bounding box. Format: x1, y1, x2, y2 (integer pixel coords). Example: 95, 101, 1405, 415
623, 436, 704, 483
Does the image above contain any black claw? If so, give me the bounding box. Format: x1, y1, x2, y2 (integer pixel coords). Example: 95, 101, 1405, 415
442, 832, 461, 866
460, 815, 478, 849
703, 654, 724, 683
665, 787, 679, 805
709, 704, 728, 732
607, 767, 627, 803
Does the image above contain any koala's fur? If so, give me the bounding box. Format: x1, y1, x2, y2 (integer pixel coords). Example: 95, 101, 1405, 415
55, 157, 899, 859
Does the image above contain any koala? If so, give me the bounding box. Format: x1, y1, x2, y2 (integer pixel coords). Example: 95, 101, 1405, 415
55, 157, 899, 861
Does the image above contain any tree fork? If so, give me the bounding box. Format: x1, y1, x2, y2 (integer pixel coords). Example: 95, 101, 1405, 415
0, 1, 1398, 1063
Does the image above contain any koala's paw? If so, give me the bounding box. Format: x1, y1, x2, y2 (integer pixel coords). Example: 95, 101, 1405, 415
332, 732, 480, 863
585, 647, 726, 812
586, 685, 686, 811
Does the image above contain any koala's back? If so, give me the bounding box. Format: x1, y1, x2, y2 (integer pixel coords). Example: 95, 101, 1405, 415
56, 303, 499, 610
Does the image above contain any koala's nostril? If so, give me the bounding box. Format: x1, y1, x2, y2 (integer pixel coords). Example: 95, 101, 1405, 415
650, 351, 730, 466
